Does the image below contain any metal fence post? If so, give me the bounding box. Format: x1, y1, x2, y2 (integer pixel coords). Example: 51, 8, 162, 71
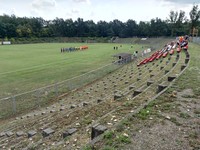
55, 83, 58, 97
12, 96, 16, 114
70, 81, 74, 90
68, 81, 72, 91
36, 90, 40, 107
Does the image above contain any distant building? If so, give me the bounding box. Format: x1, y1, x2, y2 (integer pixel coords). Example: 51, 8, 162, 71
2, 41, 11, 45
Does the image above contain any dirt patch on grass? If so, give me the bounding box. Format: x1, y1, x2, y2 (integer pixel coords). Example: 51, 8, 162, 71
126, 88, 200, 150
125, 121, 192, 150
177, 89, 194, 98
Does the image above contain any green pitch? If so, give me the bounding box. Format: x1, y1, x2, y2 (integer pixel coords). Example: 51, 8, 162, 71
0, 43, 143, 98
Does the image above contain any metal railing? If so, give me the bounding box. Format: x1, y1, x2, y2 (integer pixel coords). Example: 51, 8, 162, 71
0, 63, 122, 119
192, 37, 200, 44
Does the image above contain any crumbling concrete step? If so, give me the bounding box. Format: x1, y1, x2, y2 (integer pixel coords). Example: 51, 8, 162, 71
91, 124, 107, 140
181, 64, 187, 71
157, 83, 168, 93
114, 94, 123, 100
132, 89, 143, 97
28, 130, 37, 138
129, 85, 135, 90
172, 62, 176, 67
168, 75, 176, 82
185, 58, 189, 64
16, 131, 25, 137
42, 128, 55, 137
6, 131, 14, 137
63, 128, 77, 138
147, 80, 154, 86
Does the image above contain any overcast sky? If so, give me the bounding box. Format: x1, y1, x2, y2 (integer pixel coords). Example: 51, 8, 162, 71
0, 0, 199, 23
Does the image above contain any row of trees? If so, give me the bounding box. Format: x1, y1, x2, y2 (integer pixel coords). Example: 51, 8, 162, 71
0, 5, 200, 39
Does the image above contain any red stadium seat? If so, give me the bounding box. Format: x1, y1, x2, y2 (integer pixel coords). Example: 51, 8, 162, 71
169, 49, 174, 55
163, 52, 168, 58
177, 47, 181, 53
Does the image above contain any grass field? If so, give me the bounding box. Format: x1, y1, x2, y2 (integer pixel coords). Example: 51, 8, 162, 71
0, 43, 146, 98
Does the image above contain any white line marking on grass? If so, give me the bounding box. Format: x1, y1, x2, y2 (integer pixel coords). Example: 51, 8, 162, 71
0, 59, 68, 76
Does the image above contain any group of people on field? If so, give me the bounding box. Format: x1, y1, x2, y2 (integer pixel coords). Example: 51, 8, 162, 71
113, 45, 123, 50
61, 46, 88, 53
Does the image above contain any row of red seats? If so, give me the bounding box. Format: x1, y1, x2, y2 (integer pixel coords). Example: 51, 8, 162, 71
137, 46, 182, 66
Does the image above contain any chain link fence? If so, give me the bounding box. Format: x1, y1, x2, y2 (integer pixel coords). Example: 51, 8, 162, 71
0, 63, 122, 119
192, 37, 200, 44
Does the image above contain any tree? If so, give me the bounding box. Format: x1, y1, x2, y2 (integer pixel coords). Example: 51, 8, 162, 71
0, 22, 6, 38
64, 19, 75, 37
85, 20, 97, 37
150, 18, 170, 37
175, 10, 188, 36
28, 17, 44, 37
138, 21, 150, 37
167, 11, 178, 36
16, 24, 32, 37
51, 18, 65, 37
122, 19, 138, 37
74, 18, 87, 37
177, 10, 186, 24
189, 5, 200, 30
167, 10, 188, 36
97, 21, 110, 37
110, 19, 124, 37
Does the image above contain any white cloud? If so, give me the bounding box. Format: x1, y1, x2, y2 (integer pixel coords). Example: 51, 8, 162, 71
30, 9, 40, 17
111, 12, 117, 19
65, 9, 80, 19
90, 11, 95, 17
32, 0, 57, 10
72, 0, 91, 5
73, 0, 86, 2
10, 8, 16, 15
163, 0, 200, 4
71, 9, 79, 14
30, 0, 58, 19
